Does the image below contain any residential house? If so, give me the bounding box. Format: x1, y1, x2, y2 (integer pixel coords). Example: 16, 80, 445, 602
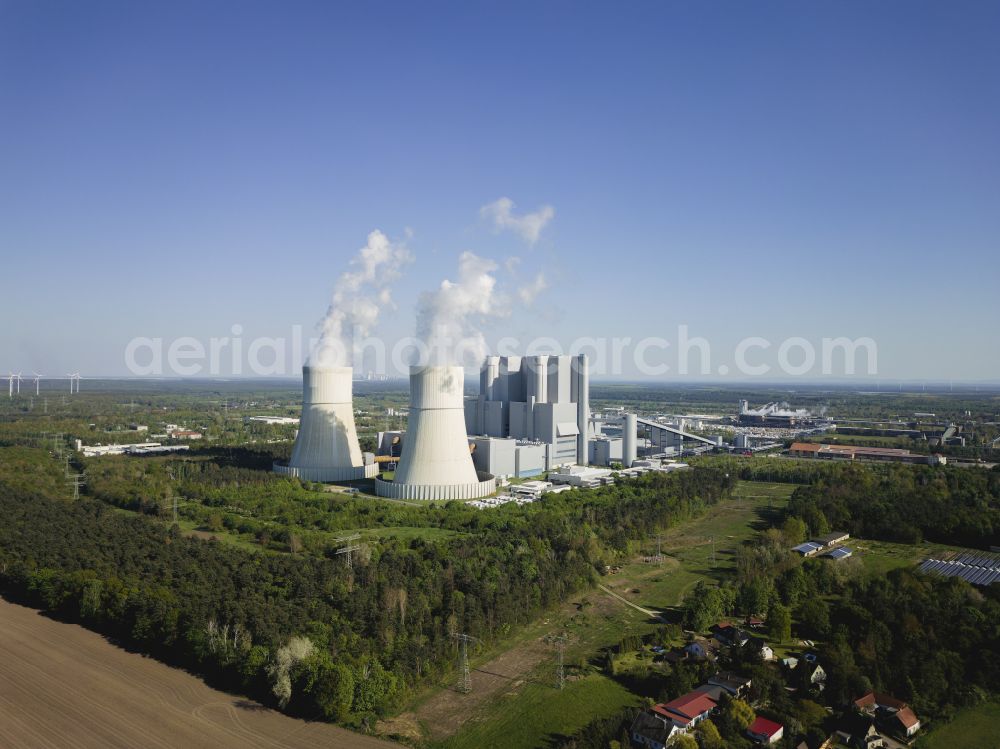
806, 662, 826, 688
683, 637, 718, 661
749, 636, 774, 661
747, 716, 784, 745
707, 671, 752, 697
853, 692, 907, 713
711, 622, 750, 647
853, 692, 921, 739
694, 684, 726, 702
655, 691, 718, 731
891, 707, 921, 737
837, 714, 884, 749
630, 708, 674, 749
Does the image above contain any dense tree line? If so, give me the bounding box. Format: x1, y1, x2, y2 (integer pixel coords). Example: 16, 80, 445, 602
786, 462, 1000, 547
0, 446, 732, 729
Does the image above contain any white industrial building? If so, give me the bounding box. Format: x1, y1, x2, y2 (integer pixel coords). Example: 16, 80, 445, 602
464, 354, 590, 477
273, 365, 378, 482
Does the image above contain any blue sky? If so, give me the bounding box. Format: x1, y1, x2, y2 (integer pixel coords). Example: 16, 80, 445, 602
1, 1, 998, 380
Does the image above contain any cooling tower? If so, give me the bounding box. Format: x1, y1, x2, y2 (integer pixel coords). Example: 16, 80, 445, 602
273, 365, 377, 482
376, 365, 496, 500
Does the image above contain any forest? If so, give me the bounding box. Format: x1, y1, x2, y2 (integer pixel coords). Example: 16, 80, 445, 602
0, 445, 732, 730
784, 461, 1000, 547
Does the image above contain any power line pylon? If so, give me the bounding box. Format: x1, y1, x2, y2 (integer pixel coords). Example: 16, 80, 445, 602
451, 633, 480, 694
335, 533, 362, 569
66, 473, 85, 500
545, 634, 568, 689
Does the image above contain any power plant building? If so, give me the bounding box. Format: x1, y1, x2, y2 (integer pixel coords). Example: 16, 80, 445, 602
465, 354, 591, 477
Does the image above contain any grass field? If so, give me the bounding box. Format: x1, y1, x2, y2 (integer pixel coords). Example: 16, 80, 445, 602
397, 479, 798, 749
917, 701, 1000, 749
437, 673, 639, 749
851, 537, 982, 576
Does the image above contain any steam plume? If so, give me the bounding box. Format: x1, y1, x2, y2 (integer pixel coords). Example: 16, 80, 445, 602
312, 230, 411, 366
416, 251, 510, 365
480, 197, 554, 245
517, 272, 547, 305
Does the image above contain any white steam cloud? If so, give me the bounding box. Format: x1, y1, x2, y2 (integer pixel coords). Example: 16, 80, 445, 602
480, 197, 554, 245
312, 230, 411, 367
416, 251, 511, 365
517, 272, 547, 306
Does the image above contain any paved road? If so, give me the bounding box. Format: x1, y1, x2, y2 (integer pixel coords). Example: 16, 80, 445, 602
0, 598, 397, 749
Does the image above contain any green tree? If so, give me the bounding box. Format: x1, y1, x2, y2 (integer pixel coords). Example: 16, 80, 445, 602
694, 718, 725, 749
80, 578, 103, 620
669, 733, 698, 749
781, 516, 807, 545
312, 662, 355, 721
797, 597, 830, 639
768, 603, 791, 643
682, 581, 725, 631
738, 578, 774, 617
722, 696, 755, 732
800, 504, 829, 537
792, 699, 827, 732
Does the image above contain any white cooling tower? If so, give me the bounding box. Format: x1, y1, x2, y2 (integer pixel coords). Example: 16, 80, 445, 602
376, 365, 496, 500
273, 365, 377, 482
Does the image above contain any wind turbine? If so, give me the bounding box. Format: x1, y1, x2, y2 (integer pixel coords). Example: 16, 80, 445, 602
32, 373, 42, 396
6, 373, 12, 398
14, 373, 22, 395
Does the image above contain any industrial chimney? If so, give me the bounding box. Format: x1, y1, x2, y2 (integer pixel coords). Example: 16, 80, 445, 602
274, 365, 376, 481
376, 365, 496, 500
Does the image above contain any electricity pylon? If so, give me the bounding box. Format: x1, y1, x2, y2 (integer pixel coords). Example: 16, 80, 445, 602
451, 633, 480, 693
66, 473, 85, 500
335, 533, 362, 569
545, 634, 568, 689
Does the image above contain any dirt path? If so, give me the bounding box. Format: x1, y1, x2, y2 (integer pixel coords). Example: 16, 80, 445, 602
0, 598, 396, 749
597, 584, 663, 619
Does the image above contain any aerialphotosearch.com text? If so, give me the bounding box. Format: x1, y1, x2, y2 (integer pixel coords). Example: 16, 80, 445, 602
124, 324, 878, 379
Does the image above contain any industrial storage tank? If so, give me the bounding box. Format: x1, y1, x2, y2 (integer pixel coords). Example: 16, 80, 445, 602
622, 412, 637, 467
273, 365, 377, 482
376, 365, 496, 500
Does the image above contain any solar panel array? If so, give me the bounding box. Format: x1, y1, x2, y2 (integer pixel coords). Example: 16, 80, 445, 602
826, 547, 853, 560
918, 553, 1000, 587
794, 541, 823, 554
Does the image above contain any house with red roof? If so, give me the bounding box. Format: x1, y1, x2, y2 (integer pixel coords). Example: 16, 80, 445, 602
655, 690, 718, 728
851, 691, 921, 739
891, 707, 921, 738
747, 716, 784, 744
631, 689, 719, 747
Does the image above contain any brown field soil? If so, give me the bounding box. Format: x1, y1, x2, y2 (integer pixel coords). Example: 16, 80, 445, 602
0, 598, 397, 749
